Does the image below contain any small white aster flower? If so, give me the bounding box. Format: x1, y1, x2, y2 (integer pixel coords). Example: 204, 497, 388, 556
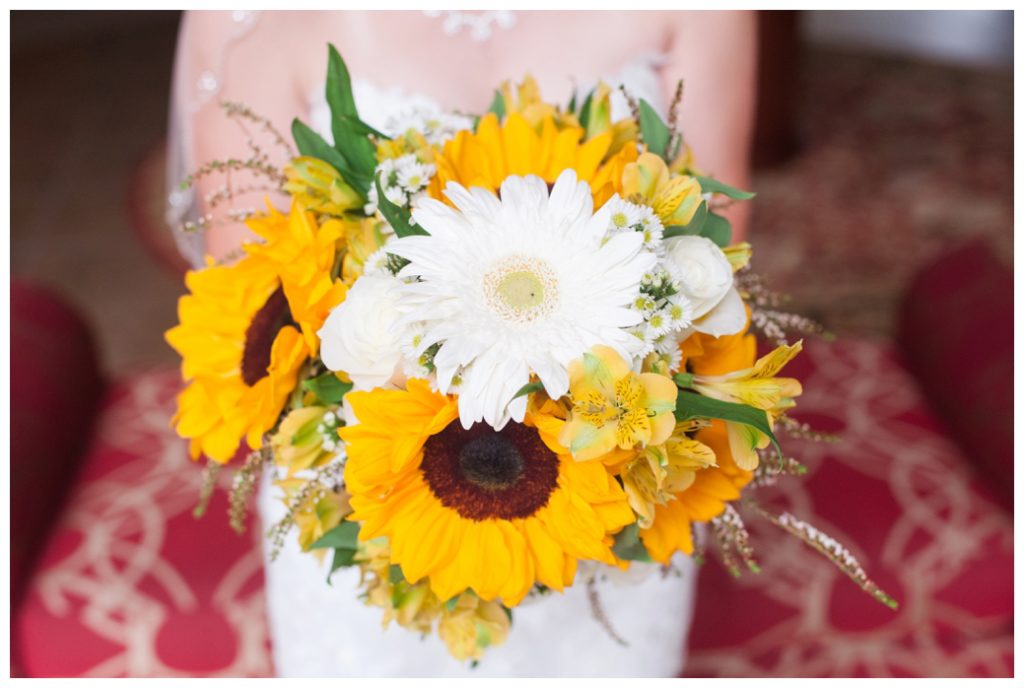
397, 161, 434, 192
383, 185, 408, 207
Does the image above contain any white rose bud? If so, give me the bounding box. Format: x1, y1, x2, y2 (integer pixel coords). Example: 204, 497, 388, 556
665, 235, 745, 337
317, 273, 406, 391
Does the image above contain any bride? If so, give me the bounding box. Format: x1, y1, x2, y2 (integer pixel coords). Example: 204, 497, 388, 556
166, 9, 756, 678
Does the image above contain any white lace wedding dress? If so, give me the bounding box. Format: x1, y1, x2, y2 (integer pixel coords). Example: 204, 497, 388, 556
168, 14, 698, 675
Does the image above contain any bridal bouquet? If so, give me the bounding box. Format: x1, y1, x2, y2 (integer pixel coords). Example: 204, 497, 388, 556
167, 46, 895, 662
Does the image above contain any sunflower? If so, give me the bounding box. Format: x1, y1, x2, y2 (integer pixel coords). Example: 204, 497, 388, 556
166, 252, 307, 462
428, 111, 638, 207
339, 379, 635, 606
244, 201, 348, 355
166, 201, 344, 463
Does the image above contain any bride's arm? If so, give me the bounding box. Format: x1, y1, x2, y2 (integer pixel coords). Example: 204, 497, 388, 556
169, 11, 316, 263
660, 11, 757, 242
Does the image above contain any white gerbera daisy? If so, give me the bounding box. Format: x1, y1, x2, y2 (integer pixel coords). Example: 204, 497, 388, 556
390, 169, 657, 429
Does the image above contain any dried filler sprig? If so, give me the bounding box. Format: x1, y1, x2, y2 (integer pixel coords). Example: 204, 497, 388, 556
710, 503, 760, 577
776, 415, 842, 444
265, 460, 347, 560
192, 459, 222, 519
736, 270, 828, 346
228, 446, 271, 534
222, 100, 296, 159
745, 501, 899, 610
586, 577, 629, 647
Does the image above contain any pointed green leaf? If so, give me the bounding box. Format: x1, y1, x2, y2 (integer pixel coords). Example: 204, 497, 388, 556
674, 392, 782, 458
638, 99, 670, 159
488, 90, 506, 119
506, 381, 543, 409
310, 520, 360, 550
291, 118, 369, 202
696, 175, 756, 200
578, 89, 595, 130
302, 373, 353, 405
702, 211, 732, 247
326, 547, 358, 584
375, 173, 428, 238
663, 201, 708, 239
325, 45, 377, 188
326, 44, 358, 119
340, 114, 391, 141
612, 524, 653, 562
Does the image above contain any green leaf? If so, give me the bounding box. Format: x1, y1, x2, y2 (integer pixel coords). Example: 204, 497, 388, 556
375, 173, 428, 238
327, 547, 357, 584
702, 211, 732, 247
612, 524, 653, 562
638, 99, 670, 159
302, 373, 353, 405
506, 381, 543, 409
290, 414, 323, 448
487, 89, 506, 119
326, 44, 358, 120
696, 175, 756, 200
578, 90, 594, 130
675, 392, 782, 458
340, 114, 390, 141
325, 45, 377, 188
389, 564, 405, 584
291, 118, 369, 201
444, 596, 460, 612
662, 201, 708, 239
673, 372, 695, 389
310, 520, 360, 550
566, 89, 578, 115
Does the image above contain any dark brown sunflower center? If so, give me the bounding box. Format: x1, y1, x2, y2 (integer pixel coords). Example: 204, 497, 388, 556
459, 435, 525, 490
241, 286, 295, 386
422, 421, 559, 521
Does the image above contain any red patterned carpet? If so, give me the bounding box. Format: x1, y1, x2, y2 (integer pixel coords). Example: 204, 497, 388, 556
750, 49, 1011, 337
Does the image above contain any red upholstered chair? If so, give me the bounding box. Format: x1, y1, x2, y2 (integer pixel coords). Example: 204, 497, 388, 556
897, 239, 1013, 508
11, 281, 104, 654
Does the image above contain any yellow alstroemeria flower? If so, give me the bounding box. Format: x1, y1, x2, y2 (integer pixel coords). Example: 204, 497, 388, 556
620, 152, 703, 227
559, 345, 678, 461
283, 156, 363, 217
622, 420, 717, 527
339, 216, 389, 285
357, 538, 443, 635
437, 593, 512, 662
499, 74, 579, 130
270, 405, 340, 476
692, 340, 804, 470
277, 478, 351, 553
376, 129, 435, 163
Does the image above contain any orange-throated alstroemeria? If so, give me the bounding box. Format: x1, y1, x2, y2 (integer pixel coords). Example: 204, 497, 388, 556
559, 345, 678, 462
689, 341, 803, 470
621, 420, 717, 527
283, 156, 363, 217
620, 152, 703, 227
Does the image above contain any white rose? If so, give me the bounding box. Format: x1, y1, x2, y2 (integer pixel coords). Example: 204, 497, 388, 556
317, 273, 406, 391
665, 235, 745, 337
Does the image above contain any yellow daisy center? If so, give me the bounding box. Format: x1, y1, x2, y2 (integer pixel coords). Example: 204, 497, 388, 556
482, 255, 559, 324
